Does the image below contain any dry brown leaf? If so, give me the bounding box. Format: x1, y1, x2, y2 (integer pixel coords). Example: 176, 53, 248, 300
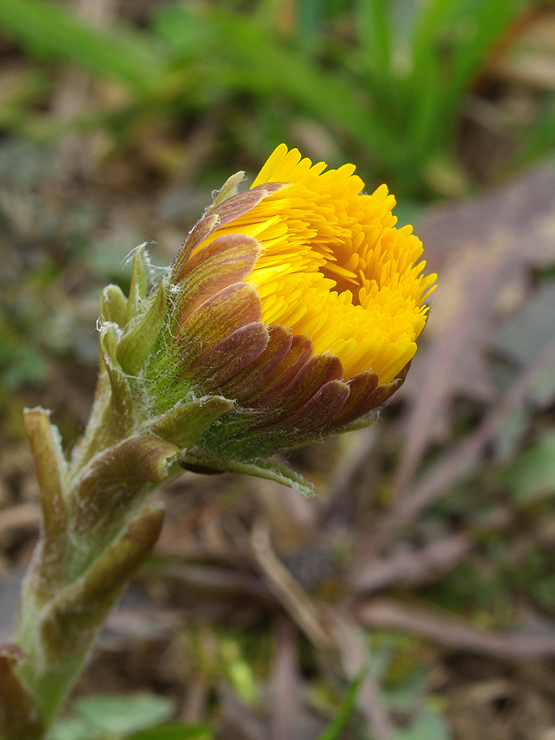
396, 163, 555, 494
396, 332, 555, 518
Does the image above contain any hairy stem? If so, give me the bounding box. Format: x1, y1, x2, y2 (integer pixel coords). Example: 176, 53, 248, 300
0, 402, 179, 740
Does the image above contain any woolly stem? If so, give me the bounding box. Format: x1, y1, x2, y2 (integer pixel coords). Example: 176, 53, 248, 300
0, 398, 178, 740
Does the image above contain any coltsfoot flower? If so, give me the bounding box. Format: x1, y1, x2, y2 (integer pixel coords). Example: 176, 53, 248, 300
4, 146, 436, 739
100, 144, 435, 493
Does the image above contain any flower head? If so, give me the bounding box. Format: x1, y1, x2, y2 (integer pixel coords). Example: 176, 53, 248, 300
155, 145, 435, 463
105, 145, 435, 492
192, 144, 434, 385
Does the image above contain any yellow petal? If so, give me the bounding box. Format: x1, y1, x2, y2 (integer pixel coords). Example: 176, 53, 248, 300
192, 145, 436, 384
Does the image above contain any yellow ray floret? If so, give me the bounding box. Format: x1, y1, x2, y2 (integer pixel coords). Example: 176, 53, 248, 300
200, 144, 436, 385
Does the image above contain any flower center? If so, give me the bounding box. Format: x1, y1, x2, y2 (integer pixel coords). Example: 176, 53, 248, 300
193, 145, 435, 385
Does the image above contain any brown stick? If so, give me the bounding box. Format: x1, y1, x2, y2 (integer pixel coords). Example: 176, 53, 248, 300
359, 599, 555, 659
351, 533, 472, 594
271, 620, 298, 740
251, 518, 333, 652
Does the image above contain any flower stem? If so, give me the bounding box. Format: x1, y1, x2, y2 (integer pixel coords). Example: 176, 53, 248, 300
0, 402, 178, 739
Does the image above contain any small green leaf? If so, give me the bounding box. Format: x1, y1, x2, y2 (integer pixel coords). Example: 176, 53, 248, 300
100, 285, 128, 328
181, 450, 315, 497
126, 245, 149, 323
42, 505, 165, 664
74, 693, 174, 735
23, 408, 68, 599
151, 397, 234, 449
99, 323, 134, 439
118, 280, 167, 375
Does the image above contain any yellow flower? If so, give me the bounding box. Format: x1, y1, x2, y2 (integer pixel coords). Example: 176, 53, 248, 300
152, 144, 437, 470
189, 144, 435, 386
99, 145, 436, 488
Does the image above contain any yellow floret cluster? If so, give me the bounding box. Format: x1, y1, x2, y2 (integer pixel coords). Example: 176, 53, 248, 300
197, 144, 436, 385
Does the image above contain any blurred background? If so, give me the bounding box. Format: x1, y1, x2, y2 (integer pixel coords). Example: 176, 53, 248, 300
3, 1, 555, 738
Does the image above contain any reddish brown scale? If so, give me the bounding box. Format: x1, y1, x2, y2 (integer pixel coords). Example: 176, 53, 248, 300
365, 363, 410, 407
217, 325, 293, 400
261, 379, 350, 435
245, 334, 313, 407
179, 283, 261, 371
171, 214, 219, 284
171, 183, 285, 283
175, 235, 260, 325
323, 370, 379, 429
323, 362, 410, 433
208, 183, 284, 228
259, 353, 344, 421
190, 322, 270, 393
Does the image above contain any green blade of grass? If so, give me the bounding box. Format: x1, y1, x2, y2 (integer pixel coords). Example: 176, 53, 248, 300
0, 0, 163, 90
316, 669, 368, 740
154, 4, 399, 161
355, 0, 395, 96
405, 0, 460, 158
407, 0, 523, 159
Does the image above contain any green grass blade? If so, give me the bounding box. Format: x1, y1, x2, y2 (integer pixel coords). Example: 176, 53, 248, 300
204, 9, 397, 158
0, 0, 163, 90
405, 0, 459, 157
316, 669, 367, 740
406, 0, 523, 160
356, 0, 393, 85
153, 4, 398, 160
355, 0, 410, 139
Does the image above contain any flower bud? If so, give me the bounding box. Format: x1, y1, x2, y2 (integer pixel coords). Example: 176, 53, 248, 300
102, 145, 435, 494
